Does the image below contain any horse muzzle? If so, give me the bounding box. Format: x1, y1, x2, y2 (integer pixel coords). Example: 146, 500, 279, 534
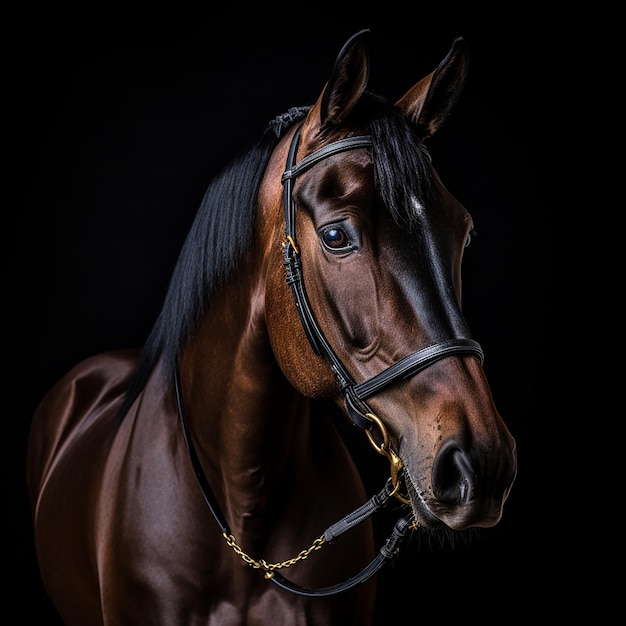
403, 436, 517, 530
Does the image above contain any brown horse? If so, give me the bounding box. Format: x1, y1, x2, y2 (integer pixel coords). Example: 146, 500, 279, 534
27, 30, 517, 625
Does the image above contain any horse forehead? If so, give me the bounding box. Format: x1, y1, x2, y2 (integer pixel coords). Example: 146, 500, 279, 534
294, 146, 466, 232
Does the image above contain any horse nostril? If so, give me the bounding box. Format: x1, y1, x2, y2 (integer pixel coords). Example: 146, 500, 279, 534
432, 444, 476, 505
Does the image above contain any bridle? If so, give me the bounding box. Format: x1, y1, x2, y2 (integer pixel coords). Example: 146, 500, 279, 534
282, 124, 484, 429
176, 122, 485, 596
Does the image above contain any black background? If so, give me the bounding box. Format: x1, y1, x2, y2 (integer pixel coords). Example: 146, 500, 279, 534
6, 7, 562, 623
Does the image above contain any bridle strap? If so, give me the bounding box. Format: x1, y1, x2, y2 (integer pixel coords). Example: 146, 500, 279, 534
175, 367, 231, 537
269, 514, 413, 597
282, 134, 374, 182
353, 338, 484, 400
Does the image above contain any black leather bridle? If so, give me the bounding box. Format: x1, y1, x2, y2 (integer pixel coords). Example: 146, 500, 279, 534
176, 122, 485, 596
281, 123, 484, 436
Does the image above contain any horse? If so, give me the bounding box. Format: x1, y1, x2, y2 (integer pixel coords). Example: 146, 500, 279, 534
27, 29, 517, 625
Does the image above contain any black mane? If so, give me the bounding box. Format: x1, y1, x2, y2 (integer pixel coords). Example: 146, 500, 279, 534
118, 95, 434, 420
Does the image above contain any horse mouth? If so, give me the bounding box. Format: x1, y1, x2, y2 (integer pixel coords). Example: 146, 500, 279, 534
403, 476, 446, 529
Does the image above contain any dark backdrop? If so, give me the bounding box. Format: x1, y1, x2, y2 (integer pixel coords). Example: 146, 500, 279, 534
7, 8, 558, 623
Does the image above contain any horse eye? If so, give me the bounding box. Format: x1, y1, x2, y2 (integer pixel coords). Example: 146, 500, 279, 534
465, 229, 478, 248
322, 227, 349, 250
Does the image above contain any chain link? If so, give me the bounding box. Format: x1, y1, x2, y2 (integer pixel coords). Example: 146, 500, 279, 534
223, 532, 326, 579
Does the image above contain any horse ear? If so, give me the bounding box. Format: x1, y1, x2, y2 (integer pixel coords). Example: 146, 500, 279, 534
302, 29, 370, 142
396, 37, 469, 141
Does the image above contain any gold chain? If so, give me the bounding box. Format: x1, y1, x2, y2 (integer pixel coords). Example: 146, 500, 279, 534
220, 413, 416, 578
222, 532, 325, 579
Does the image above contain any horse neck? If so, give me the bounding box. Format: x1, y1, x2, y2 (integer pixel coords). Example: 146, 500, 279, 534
177, 250, 312, 532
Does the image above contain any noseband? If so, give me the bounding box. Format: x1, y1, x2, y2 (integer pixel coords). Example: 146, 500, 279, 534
176, 123, 485, 597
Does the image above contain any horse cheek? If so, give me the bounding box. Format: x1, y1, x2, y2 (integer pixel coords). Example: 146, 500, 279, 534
264, 250, 337, 399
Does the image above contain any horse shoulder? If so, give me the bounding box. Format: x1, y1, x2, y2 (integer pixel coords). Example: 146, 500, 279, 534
27, 348, 140, 502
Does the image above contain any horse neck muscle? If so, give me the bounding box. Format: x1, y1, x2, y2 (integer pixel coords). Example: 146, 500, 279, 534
177, 256, 313, 530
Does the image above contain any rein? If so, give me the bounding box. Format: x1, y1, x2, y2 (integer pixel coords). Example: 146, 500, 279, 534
176, 123, 485, 597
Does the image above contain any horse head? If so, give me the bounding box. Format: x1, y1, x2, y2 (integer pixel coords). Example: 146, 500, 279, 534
263, 30, 517, 531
